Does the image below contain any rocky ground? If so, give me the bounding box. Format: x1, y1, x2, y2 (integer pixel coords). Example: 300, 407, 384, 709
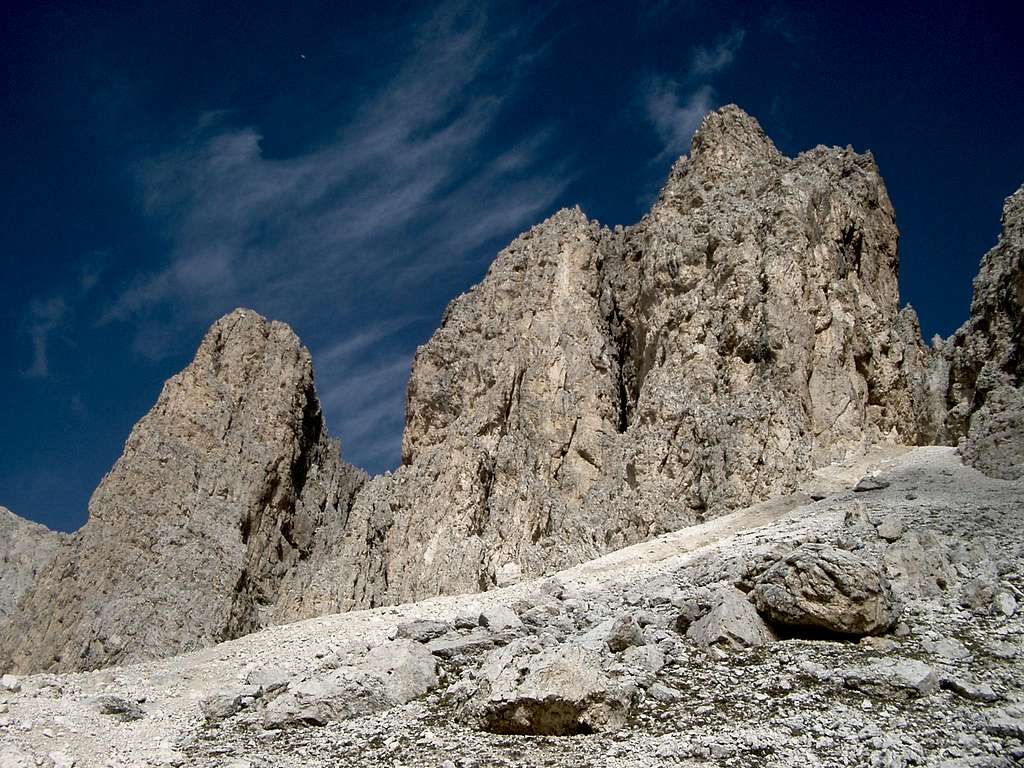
1, 446, 1021, 768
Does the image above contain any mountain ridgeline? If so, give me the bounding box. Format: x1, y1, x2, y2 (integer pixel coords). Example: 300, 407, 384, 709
2, 106, 1021, 673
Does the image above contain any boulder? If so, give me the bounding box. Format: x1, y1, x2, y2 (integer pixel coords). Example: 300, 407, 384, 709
199, 686, 260, 722
395, 620, 450, 643
93, 694, 145, 722
362, 640, 438, 704
843, 659, 939, 697
263, 671, 392, 728
606, 614, 644, 653
750, 543, 899, 636
875, 516, 906, 542
263, 640, 437, 728
463, 641, 635, 734
960, 573, 999, 614
686, 587, 776, 649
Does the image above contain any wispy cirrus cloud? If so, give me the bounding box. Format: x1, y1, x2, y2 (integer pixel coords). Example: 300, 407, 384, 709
644, 82, 715, 160
691, 29, 746, 76
641, 28, 746, 161
94, 1, 571, 471
23, 297, 68, 379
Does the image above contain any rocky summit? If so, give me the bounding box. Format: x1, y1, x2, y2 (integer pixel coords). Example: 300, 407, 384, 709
0, 104, 1022, 766
0, 313, 366, 673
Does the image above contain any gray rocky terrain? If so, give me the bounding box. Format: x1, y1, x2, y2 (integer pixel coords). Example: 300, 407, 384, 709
1, 447, 1021, 767
0, 103, 1022, 766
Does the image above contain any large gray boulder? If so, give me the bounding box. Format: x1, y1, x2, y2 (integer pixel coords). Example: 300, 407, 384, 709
463, 640, 636, 735
750, 543, 900, 636
263, 640, 437, 728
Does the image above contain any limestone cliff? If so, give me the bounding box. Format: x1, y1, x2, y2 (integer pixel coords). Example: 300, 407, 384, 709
278, 106, 940, 613
0, 311, 365, 672
944, 184, 1024, 479
7, 106, 1016, 675
0, 506, 65, 626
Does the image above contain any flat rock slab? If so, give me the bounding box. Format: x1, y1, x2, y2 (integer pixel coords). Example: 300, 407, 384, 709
843, 658, 939, 697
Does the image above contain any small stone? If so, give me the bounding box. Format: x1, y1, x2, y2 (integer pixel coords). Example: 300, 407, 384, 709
0, 674, 22, 693
478, 604, 522, 632
923, 637, 970, 661
93, 694, 145, 721
649, 683, 684, 703
994, 590, 1017, 617
854, 476, 890, 492
859, 636, 897, 653
940, 674, 1000, 703
960, 574, 998, 614
876, 516, 906, 542
606, 614, 644, 653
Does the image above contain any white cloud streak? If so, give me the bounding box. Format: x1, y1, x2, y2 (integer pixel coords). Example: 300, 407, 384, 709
105, 5, 568, 341
644, 81, 715, 160
23, 297, 68, 379
642, 28, 746, 161
691, 29, 746, 76
92, 2, 571, 471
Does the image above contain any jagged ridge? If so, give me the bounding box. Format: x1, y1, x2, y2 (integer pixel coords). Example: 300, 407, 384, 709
1, 106, 1021, 674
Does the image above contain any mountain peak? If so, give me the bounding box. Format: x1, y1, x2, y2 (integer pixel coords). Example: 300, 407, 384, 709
689, 104, 781, 175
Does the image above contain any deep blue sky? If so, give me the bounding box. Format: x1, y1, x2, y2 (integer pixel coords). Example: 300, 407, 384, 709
2, 1, 1022, 532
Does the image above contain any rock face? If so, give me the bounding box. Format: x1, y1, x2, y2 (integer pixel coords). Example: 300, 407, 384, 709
944, 184, 1024, 479
0, 310, 366, 673
298, 104, 938, 610
750, 543, 900, 636
5, 105, 1017, 675
0, 507, 65, 625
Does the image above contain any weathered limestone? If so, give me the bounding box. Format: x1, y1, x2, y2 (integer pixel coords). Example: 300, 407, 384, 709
750, 543, 900, 636
296, 105, 940, 610
462, 640, 636, 735
1, 310, 365, 672
0, 507, 65, 626
944, 184, 1024, 479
